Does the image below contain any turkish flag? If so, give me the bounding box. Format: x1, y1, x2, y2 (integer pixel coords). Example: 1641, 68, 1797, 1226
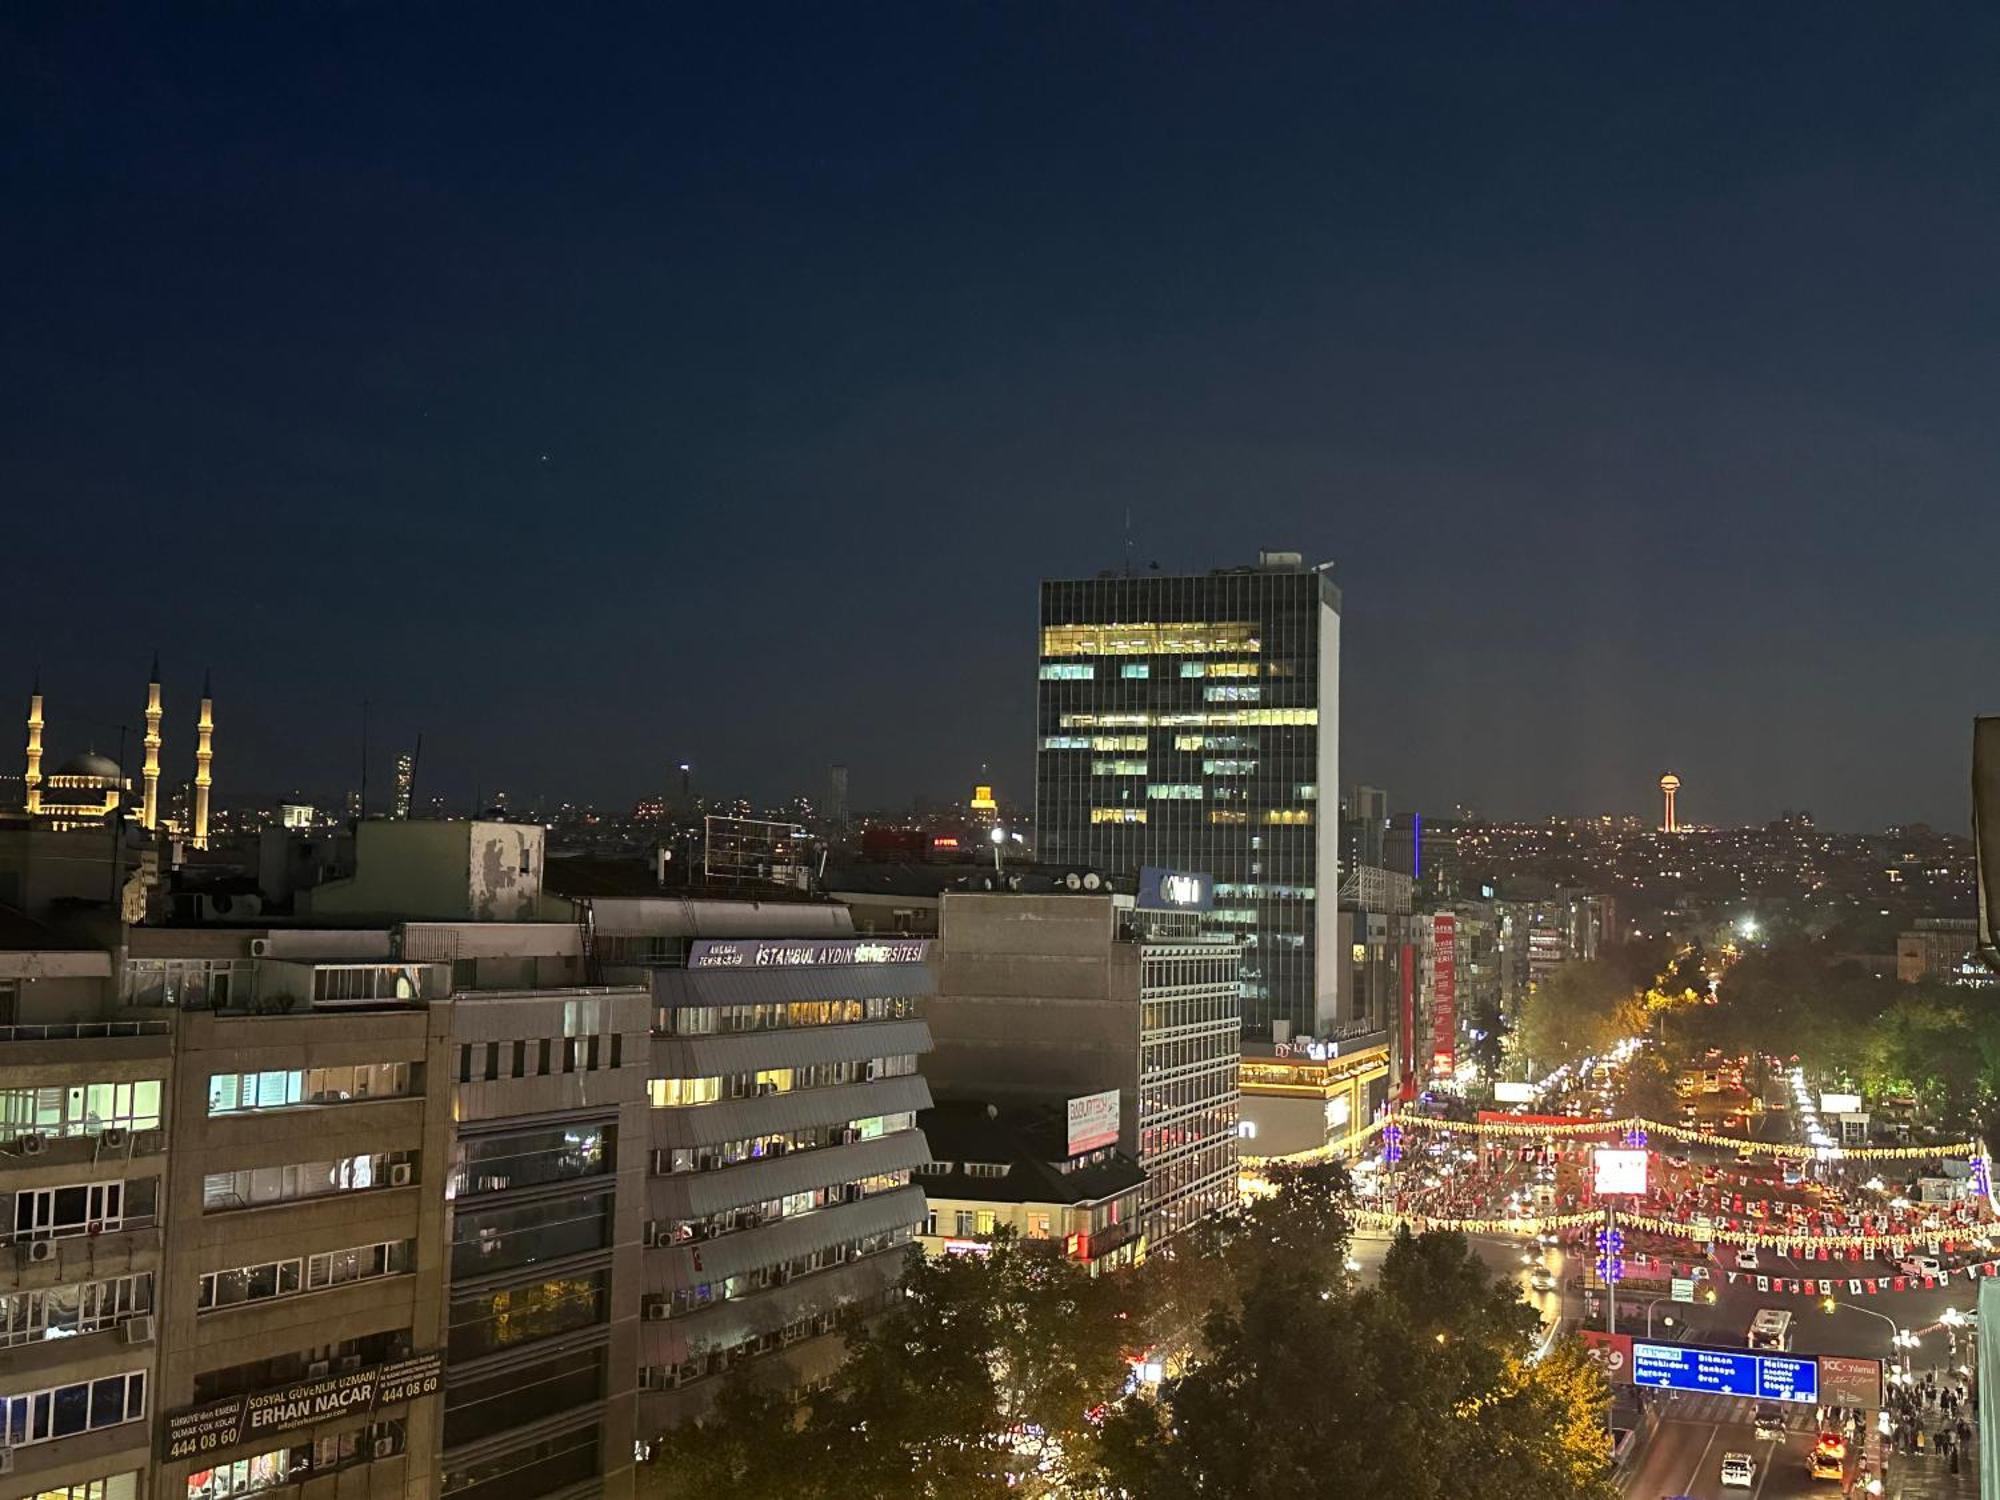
1866, 1279, 1879, 1294
1893, 1277, 1907, 1291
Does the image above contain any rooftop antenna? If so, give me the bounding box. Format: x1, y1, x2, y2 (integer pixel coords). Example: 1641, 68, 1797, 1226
408, 733, 423, 815
1123, 506, 1133, 577
359, 699, 370, 820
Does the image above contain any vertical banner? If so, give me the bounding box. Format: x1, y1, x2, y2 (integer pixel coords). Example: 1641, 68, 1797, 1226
1431, 913, 1457, 1077
1398, 943, 1417, 1100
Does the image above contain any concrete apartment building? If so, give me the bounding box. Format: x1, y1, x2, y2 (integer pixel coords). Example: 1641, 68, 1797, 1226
582, 898, 935, 1438
4, 810, 942, 1500
3, 823, 651, 1500
2, 927, 164, 1500
925, 892, 1240, 1247
912, 1102, 1146, 1275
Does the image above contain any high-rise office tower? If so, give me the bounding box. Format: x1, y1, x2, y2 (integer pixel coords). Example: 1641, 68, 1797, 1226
1036, 551, 1340, 1040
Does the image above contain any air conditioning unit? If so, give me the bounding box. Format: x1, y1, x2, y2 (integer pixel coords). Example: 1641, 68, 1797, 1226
0, 1445, 13, 1474
100, 1128, 128, 1150
307, 1361, 330, 1377
696, 1155, 717, 1172
390, 1164, 413, 1188
19, 1133, 45, 1156
124, 1315, 155, 1344
27, 1240, 57, 1264
337, 1356, 363, 1373
645, 1303, 670, 1322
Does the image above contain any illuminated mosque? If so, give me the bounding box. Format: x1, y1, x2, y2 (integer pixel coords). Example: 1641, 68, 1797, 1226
20, 659, 216, 847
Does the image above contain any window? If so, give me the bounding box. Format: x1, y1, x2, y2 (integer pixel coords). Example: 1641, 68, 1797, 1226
14, 1180, 137, 1240
2, 1371, 145, 1447
1038, 663, 1094, 680
31, 1474, 137, 1500
649, 1076, 720, 1107
1120, 663, 1150, 679
185, 1422, 402, 1500
1179, 662, 1207, 678
448, 1125, 610, 1199
1, 1081, 163, 1139
609, 1034, 622, 1070
1091, 808, 1146, 825
442, 1425, 600, 1500
511, 1041, 527, 1078
447, 1274, 606, 1362
208, 1063, 411, 1115
197, 1257, 301, 1311
1146, 784, 1203, 800
306, 1240, 414, 1292
203, 1152, 414, 1212
538, 1039, 552, 1075
0, 1274, 152, 1348
1092, 759, 1148, 776
483, 1044, 500, 1083
451, 1194, 612, 1279
443, 1346, 604, 1449
954, 1211, 975, 1236
1040, 622, 1260, 656
1263, 809, 1314, 826
1202, 759, 1256, 775
1040, 736, 1090, 750
1202, 685, 1260, 702
585, 1035, 600, 1071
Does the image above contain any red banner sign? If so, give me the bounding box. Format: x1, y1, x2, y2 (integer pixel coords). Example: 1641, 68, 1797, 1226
1430, 914, 1456, 1077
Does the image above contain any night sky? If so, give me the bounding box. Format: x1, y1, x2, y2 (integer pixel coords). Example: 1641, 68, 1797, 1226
7, 6, 1999, 830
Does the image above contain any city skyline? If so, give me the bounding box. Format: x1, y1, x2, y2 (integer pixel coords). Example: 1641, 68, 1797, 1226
8, 7, 2000, 829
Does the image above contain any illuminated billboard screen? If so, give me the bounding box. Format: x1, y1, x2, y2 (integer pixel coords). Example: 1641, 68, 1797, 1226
1593, 1147, 1648, 1196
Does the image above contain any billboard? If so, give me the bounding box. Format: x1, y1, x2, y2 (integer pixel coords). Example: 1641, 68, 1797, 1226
1579, 1330, 1633, 1382
1593, 1147, 1649, 1196
166, 1351, 442, 1462
1492, 1080, 1536, 1104
1137, 867, 1214, 912
1817, 1355, 1884, 1409
1430, 914, 1457, 1076
687, 938, 930, 969
1398, 944, 1416, 1099
1066, 1090, 1121, 1155
1629, 1341, 1818, 1404
1820, 1093, 1862, 1115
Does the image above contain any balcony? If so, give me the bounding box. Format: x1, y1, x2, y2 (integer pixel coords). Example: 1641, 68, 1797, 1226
1, 1219, 162, 1292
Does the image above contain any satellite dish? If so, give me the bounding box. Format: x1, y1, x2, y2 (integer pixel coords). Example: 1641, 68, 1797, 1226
1064, 872, 1083, 891
1082, 871, 1103, 891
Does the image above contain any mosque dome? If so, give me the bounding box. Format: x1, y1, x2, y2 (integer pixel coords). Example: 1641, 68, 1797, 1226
55, 752, 123, 781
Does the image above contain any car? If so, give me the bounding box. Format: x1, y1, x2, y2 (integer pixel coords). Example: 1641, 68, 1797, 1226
1665, 1154, 1691, 1169
1899, 1255, 1943, 1277
1752, 1405, 1786, 1440
1720, 1452, 1757, 1488
1529, 1265, 1557, 1292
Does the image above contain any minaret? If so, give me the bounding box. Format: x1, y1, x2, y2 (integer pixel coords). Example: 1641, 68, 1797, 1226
141, 653, 163, 830
24, 673, 44, 815
193, 670, 214, 850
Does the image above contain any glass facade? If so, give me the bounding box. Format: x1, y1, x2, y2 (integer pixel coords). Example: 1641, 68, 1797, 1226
1137, 945, 1243, 1242
1037, 565, 1340, 1038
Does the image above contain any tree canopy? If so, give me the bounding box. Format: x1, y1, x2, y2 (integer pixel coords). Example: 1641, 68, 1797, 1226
643, 1169, 1619, 1500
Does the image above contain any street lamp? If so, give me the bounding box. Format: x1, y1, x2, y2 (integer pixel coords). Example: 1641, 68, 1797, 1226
1643, 1296, 1679, 1338
989, 823, 1006, 876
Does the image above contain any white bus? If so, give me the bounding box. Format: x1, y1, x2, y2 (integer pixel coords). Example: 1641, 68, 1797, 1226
1748, 1309, 1793, 1351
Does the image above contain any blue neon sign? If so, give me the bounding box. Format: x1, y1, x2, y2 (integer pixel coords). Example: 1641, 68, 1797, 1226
1630, 1342, 1818, 1404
